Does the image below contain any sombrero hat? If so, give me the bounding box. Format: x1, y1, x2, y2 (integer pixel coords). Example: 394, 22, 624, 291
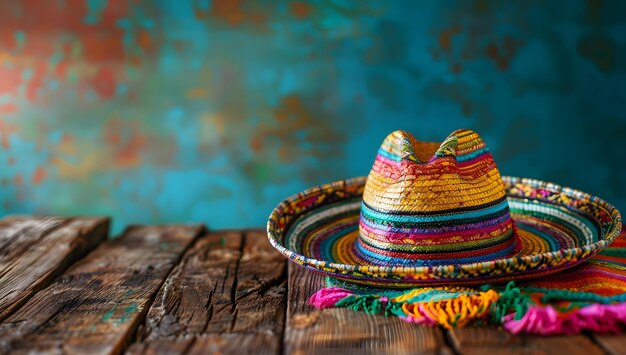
267, 129, 622, 287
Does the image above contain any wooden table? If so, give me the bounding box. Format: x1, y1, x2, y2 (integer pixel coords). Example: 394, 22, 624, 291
0, 216, 624, 354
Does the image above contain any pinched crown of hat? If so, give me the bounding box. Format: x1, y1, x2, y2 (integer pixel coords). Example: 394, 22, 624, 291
358, 129, 521, 266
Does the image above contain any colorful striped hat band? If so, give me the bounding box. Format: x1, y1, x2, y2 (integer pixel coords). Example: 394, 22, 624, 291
267, 129, 622, 287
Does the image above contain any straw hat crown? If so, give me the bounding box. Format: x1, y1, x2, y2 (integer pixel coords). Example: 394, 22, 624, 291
358, 129, 520, 266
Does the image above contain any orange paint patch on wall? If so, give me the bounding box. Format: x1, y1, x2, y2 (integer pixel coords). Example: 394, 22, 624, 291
0, 52, 17, 65
484, 36, 522, 71
51, 155, 98, 180
129, 55, 142, 68
290, 2, 313, 19
278, 145, 291, 162
0, 118, 17, 149
61, 133, 74, 143
57, 133, 79, 155
91, 67, 116, 99
102, 118, 148, 169
114, 131, 147, 168
212, 0, 245, 25
0, 103, 18, 114
49, 134, 101, 180
254, 93, 345, 178
55, 43, 73, 78
25, 61, 48, 101
249, 135, 263, 153
438, 26, 460, 54
0, 67, 22, 96
137, 30, 154, 52
0, 31, 16, 52
204, 0, 266, 26
82, 33, 125, 63
103, 118, 122, 144
32, 166, 47, 185
186, 87, 209, 99
274, 95, 311, 129
55, 60, 70, 79
21, 35, 55, 60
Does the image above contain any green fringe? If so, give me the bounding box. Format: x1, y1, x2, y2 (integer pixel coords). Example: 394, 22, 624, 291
335, 294, 405, 316
490, 281, 531, 323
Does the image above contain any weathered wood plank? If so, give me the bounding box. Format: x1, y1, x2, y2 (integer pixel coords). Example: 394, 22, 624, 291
127, 229, 287, 355
284, 263, 451, 355
233, 230, 287, 336
589, 333, 626, 355
0, 216, 65, 256
128, 334, 277, 355
131, 230, 244, 344
448, 327, 604, 355
0, 216, 109, 321
181, 334, 279, 355
446, 327, 521, 352
0, 224, 202, 355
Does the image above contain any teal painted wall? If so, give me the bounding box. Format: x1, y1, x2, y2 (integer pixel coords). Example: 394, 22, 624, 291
0, 0, 625, 233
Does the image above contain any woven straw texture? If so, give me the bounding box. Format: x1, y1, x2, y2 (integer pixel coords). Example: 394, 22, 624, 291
361, 129, 519, 267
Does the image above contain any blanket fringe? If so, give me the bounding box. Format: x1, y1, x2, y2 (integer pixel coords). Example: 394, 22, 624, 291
308, 286, 501, 329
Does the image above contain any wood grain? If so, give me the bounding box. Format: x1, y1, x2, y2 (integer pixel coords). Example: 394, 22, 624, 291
127, 229, 287, 355
448, 327, 605, 355
128, 334, 278, 355
0, 216, 109, 321
589, 333, 626, 355
0, 224, 202, 355
284, 263, 451, 355
0, 216, 64, 256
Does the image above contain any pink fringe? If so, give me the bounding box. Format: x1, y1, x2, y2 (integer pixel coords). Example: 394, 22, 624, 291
309, 287, 355, 308
503, 303, 626, 335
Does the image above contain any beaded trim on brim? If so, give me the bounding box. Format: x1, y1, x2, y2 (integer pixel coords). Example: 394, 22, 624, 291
267, 176, 622, 287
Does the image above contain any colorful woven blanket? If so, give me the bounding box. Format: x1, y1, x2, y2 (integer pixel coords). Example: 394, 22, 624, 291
310, 228, 626, 335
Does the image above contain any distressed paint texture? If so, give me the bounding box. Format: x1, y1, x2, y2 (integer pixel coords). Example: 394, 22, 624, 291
0, 0, 625, 233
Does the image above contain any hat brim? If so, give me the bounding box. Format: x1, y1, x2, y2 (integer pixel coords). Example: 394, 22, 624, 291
267, 176, 622, 287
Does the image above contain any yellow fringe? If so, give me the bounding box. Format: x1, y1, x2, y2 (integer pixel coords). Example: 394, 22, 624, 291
396, 289, 500, 328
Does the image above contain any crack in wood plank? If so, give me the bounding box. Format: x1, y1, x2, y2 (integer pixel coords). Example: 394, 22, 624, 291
589, 332, 626, 355
126, 230, 287, 354
227, 232, 245, 335
236, 267, 288, 303
441, 328, 461, 355
230, 232, 245, 313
